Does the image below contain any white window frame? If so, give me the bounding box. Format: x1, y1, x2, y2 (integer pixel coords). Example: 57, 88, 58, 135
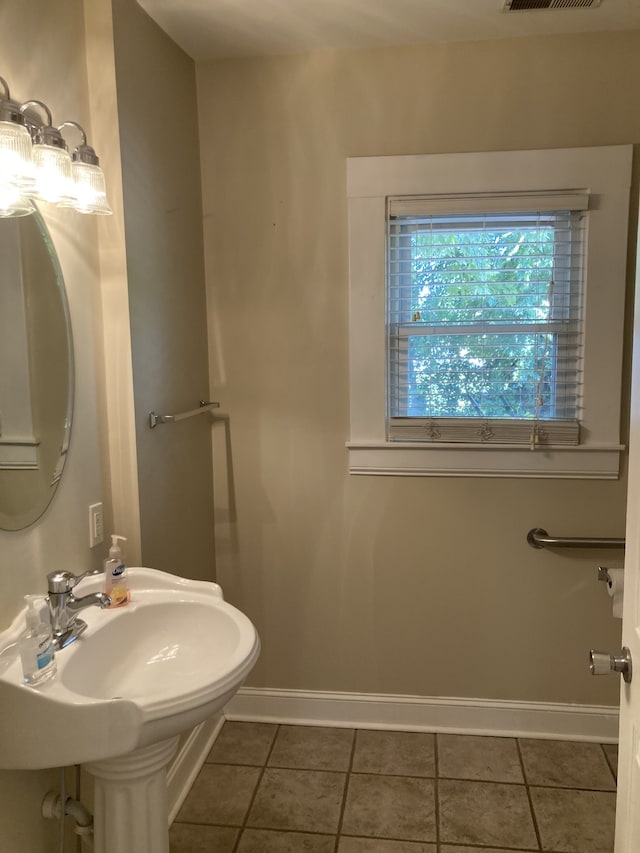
346, 146, 632, 479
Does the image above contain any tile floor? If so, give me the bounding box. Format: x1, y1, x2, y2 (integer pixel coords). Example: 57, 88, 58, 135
170, 722, 618, 853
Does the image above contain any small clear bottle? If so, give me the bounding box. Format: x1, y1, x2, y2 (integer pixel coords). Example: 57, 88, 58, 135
19, 595, 57, 686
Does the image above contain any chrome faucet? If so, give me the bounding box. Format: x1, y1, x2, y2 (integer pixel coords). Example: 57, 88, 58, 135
47, 569, 111, 650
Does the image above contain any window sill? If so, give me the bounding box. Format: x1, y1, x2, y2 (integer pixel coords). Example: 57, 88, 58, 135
346, 442, 624, 479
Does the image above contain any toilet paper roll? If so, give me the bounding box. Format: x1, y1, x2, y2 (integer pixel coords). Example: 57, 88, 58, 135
607, 568, 625, 619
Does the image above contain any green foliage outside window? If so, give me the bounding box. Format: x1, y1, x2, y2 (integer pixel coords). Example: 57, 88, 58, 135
389, 217, 574, 420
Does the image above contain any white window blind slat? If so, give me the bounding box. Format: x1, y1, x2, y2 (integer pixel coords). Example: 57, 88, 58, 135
388, 417, 580, 445
386, 200, 586, 445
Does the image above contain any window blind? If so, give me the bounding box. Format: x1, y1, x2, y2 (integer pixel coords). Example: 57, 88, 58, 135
388, 190, 589, 217
387, 195, 586, 447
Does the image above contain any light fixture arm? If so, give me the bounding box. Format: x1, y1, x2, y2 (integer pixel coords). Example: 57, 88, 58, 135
20, 99, 52, 128
0, 77, 27, 125
58, 121, 100, 166
58, 120, 87, 146
20, 100, 68, 150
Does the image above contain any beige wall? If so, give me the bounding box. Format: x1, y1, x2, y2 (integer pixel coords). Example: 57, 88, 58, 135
197, 31, 640, 705
0, 1, 109, 850
111, 0, 215, 579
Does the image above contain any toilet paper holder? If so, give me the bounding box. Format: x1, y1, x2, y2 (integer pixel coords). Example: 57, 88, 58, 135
598, 565, 625, 619
597, 566, 612, 584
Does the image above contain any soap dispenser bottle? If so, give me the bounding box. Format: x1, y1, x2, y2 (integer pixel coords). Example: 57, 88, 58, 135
104, 534, 130, 608
19, 595, 57, 686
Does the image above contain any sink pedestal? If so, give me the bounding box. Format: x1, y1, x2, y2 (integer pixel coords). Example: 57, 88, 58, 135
86, 736, 180, 853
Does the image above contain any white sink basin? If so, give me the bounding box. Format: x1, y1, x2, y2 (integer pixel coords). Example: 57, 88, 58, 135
0, 567, 260, 769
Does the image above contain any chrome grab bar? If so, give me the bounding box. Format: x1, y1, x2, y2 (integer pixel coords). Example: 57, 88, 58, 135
527, 527, 625, 550
149, 400, 220, 429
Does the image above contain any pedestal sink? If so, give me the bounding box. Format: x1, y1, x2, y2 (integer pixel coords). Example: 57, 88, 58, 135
0, 567, 260, 853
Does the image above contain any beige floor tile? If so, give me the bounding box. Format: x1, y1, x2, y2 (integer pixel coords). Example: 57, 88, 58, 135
247, 768, 346, 833
169, 822, 238, 853
207, 721, 277, 765
341, 773, 436, 842
438, 779, 538, 849
351, 730, 435, 777
237, 828, 336, 852
268, 725, 354, 771
176, 764, 261, 825
519, 739, 616, 790
339, 838, 436, 852
437, 734, 523, 783
531, 786, 616, 853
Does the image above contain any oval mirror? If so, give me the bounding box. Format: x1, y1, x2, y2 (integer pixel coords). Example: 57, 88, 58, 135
0, 209, 74, 530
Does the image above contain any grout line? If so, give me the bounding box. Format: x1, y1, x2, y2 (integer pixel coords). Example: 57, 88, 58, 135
527, 782, 618, 793
600, 740, 618, 784
438, 845, 539, 852
176, 818, 533, 849
230, 722, 281, 853
333, 727, 358, 853
205, 758, 617, 792
516, 737, 543, 851
176, 820, 545, 850
434, 733, 441, 852
237, 823, 338, 837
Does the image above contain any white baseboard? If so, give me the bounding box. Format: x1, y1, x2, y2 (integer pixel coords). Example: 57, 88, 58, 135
225, 687, 619, 743
164, 688, 618, 820
167, 712, 225, 823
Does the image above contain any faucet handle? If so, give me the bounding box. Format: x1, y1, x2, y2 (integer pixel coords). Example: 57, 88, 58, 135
47, 571, 78, 594
47, 568, 103, 594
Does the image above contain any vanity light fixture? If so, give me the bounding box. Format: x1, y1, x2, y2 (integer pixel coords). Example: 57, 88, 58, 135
58, 122, 112, 215
21, 101, 75, 206
0, 76, 112, 217
0, 79, 35, 217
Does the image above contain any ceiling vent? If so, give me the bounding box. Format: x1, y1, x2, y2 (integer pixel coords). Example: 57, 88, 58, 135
504, 0, 602, 10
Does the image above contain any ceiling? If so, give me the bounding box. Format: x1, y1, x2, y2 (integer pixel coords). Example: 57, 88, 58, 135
137, 0, 640, 61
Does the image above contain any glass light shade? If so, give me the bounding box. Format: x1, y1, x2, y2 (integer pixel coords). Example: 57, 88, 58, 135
68, 160, 112, 215
31, 143, 74, 204
0, 182, 34, 217
0, 120, 35, 192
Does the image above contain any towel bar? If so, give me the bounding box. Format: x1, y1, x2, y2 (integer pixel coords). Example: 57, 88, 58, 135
527, 528, 625, 550
149, 400, 220, 429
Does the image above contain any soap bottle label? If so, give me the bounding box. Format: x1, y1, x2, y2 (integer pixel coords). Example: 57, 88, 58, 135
36, 636, 54, 670
107, 561, 130, 607
20, 631, 57, 685
112, 562, 125, 578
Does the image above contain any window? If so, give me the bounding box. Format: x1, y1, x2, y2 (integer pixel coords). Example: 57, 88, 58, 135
347, 147, 632, 478
388, 200, 585, 446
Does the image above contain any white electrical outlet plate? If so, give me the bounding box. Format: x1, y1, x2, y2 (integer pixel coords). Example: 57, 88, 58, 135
89, 502, 104, 548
